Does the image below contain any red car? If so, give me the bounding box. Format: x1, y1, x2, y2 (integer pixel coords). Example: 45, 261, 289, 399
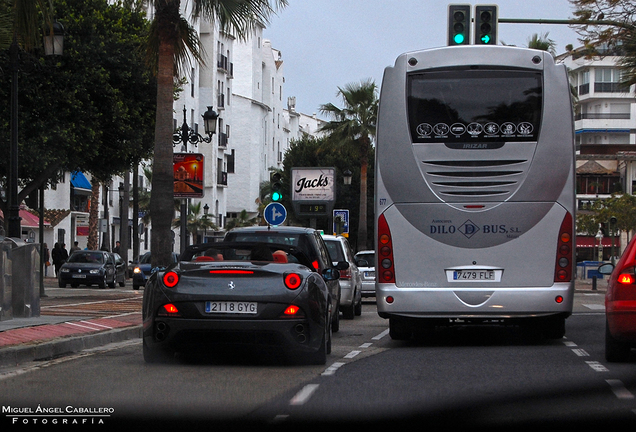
599, 239, 636, 362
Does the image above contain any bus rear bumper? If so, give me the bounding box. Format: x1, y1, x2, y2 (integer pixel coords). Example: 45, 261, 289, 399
375, 282, 573, 320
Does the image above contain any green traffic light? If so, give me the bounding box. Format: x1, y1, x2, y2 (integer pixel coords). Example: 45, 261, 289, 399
272, 191, 282, 202
481, 34, 491, 44
453, 33, 465, 44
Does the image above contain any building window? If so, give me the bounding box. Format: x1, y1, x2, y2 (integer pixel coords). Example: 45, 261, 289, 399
594, 68, 622, 93
579, 70, 589, 95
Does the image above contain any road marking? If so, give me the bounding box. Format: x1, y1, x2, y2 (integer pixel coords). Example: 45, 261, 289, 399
563, 341, 577, 347
572, 348, 590, 357
582, 304, 605, 310
607, 379, 635, 399
372, 329, 389, 340
344, 350, 360, 359
586, 361, 609, 372
321, 362, 345, 376
289, 384, 319, 405
359, 343, 372, 348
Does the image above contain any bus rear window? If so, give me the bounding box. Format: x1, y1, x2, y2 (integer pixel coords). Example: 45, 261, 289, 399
407, 68, 542, 144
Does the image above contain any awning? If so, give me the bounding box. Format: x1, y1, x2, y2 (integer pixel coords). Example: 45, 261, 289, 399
576, 236, 620, 248
70, 171, 92, 195
0, 209, 50, 228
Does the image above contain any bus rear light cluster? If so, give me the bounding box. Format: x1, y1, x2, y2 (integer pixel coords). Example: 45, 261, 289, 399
378, 214, 396, 283
554, 212, 573, 282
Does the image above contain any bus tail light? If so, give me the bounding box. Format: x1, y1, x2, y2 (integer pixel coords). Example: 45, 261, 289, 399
554, 212, 573, 282
378, 214, 396, 284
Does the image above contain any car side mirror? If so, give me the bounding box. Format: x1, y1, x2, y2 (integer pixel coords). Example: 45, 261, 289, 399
356, 259, 369, 267
322, 268, 340, 281
598, 263, 614, 275
336, 261, 349, 271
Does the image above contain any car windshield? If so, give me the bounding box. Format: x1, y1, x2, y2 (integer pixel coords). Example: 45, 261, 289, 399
139, 253, 152, 264
68, 252, 104, 264
325, 241, 345, 262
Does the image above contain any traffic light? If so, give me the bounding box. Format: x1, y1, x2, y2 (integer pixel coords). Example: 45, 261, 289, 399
270, 172, 283, 202
474, 5, 498, 45
448, 4, 471, 46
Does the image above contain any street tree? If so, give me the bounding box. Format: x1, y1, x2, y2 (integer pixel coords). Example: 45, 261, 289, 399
0, 0, 155, 235
319, 79, 378, 250
146, 0, 287, 268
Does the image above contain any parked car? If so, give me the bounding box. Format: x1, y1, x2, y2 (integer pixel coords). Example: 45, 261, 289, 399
598, 237, 636, 362
142, 241, 340, 364
355, 250, 376, 297
58, 250, 125, 289
322, 234, 362, 319
133, 252, 179, 290
224, 226, 345, 333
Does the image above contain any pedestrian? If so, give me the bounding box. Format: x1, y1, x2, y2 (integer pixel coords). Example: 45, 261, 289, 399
51, 242, 62, 276
113, 241, 121, 254
43, 243, 50, 277
70, 241, 80, 252
60, 243, 69, 264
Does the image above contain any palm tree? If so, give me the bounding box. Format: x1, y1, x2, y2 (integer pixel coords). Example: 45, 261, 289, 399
225, 209, 257, 230
172, 201, 218, 243
147, 0, 287, 268
319, 79, 378, 250
527, 32, 557, 57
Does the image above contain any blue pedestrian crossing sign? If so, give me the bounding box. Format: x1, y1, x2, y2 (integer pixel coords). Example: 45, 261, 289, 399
264, 202, 287, 226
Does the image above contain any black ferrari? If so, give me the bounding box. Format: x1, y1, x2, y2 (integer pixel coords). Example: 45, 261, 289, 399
142, 242, 342, 364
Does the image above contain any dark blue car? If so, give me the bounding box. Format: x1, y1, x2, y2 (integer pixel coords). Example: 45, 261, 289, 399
132, 252, 179, 290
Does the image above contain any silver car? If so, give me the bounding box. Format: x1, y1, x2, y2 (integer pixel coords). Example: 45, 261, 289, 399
323, 235, 362, 319
355, 250, 375, 297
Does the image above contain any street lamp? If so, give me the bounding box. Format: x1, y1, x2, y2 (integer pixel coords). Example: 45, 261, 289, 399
8, 21, 64, 238
343, 169, 352, 186
203, 203, 209, 242
172, 105, 219, 151
172, 106, 218, 253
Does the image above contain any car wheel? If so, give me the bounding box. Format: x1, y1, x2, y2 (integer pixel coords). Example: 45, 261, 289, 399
98, 274, 106, 289
331, 304, 340, 333
605, 320, 631, 362
389, 318, 412, 340
354, 288, 362, 316
58, 281, 66, 288
119, 279, 125, 287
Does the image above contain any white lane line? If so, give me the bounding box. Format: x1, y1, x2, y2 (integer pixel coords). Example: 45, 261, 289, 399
607, 379, 635, 399
572, 349, 590, 357
586, 361, 609, 372
359, 343, 372, 348
64, 321, 105, 331
344, 350, 360, 359
321, 362, 345, 376
582, 304, 605, 310
563, 341, 577, 347
372, 329, 389, 340
289, 384, 319, 405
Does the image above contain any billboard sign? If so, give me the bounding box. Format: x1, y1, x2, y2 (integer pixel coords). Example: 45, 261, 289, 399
174, 153, 204, 198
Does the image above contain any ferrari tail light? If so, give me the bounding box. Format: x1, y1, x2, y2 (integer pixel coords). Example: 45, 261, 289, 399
284, 273, 303, 289
554, 212, 573, 282
163, 271, 179, 288
284, 305, 300, 315
378, 214, 396, 284
158, 303, 180, 317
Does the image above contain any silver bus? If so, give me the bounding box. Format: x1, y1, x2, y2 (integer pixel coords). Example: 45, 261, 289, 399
375, 45, 575, 340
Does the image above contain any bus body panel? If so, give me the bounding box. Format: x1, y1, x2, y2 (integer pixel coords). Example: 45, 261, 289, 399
375, 45, 575, 329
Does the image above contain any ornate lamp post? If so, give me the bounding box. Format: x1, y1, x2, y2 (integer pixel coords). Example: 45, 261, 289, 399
172, 106, 218, 252
7, 21, 64, 238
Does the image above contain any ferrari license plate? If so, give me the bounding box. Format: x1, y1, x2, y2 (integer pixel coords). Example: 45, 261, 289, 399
205, 301, 257, 314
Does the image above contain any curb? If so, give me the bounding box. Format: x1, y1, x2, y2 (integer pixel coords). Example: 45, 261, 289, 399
0, 325, 142, 368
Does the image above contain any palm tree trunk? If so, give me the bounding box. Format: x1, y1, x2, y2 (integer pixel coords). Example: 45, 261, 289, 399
150, 0, 180, 267
87, 181, 100, 250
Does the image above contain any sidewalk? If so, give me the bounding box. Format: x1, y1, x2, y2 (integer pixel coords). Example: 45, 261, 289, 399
0, 277, 142, 367
0, 277, 606, 368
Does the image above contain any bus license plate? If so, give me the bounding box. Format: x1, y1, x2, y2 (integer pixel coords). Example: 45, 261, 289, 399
453, 270, 495, 281
205, 301, 257, 314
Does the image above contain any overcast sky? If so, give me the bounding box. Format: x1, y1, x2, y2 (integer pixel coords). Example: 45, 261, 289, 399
262, 1, 583, 116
